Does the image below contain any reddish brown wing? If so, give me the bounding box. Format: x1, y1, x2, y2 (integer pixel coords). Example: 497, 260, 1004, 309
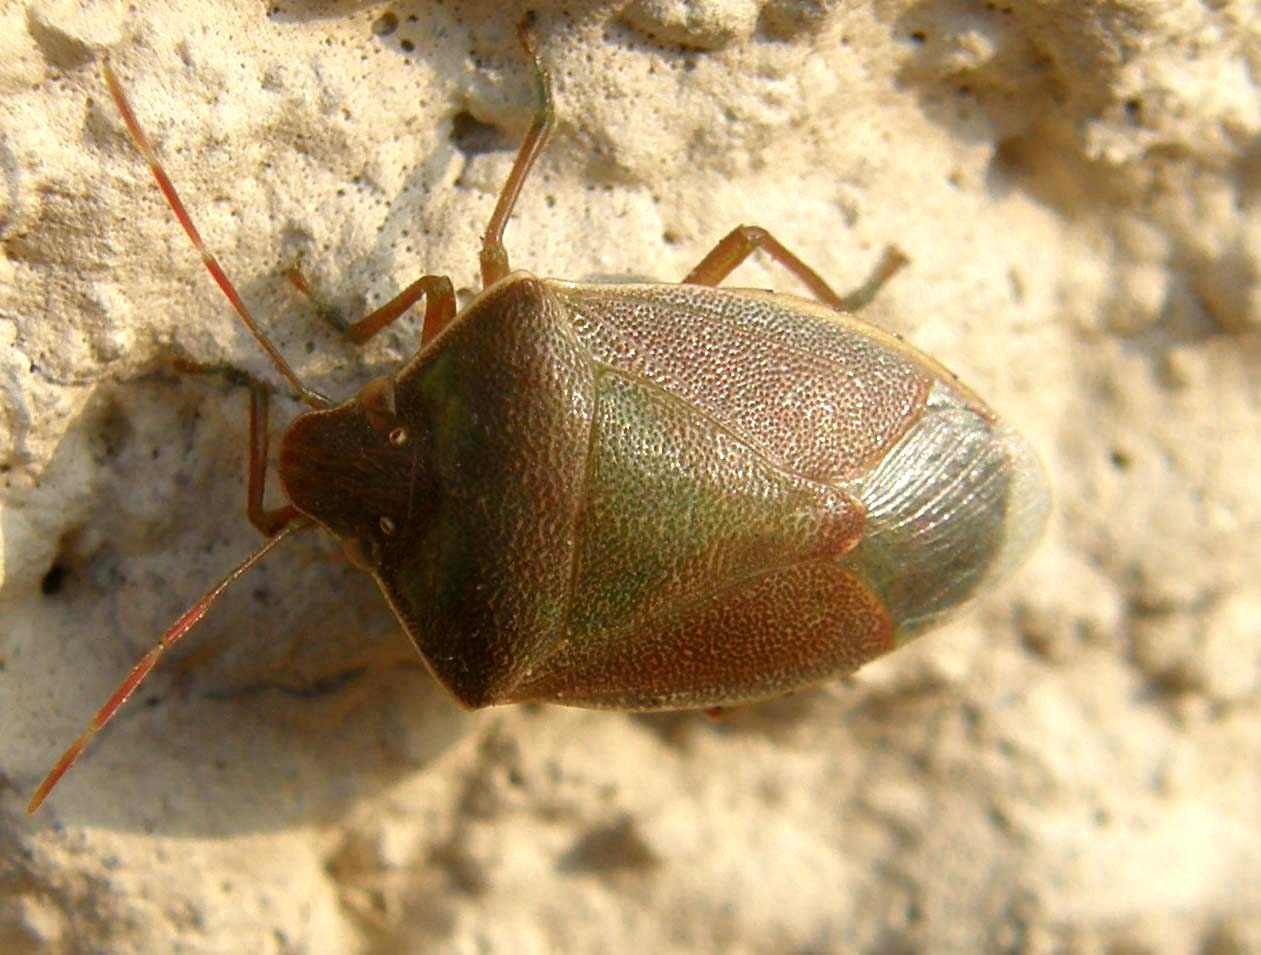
500, 283, 927, 709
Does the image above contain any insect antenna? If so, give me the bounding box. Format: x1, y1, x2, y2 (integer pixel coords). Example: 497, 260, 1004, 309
26, 519, 314, 814
102, 58, 331, 410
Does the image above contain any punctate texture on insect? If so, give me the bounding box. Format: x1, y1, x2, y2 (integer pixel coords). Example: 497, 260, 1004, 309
29, 22, 1048, 812
280, 279, 1047, 711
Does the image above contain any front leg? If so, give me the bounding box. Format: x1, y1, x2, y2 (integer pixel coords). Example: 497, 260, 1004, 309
285, 265, 456, 347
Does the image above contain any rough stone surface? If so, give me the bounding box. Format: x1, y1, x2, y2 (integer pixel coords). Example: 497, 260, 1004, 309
2, 1, 1258, 953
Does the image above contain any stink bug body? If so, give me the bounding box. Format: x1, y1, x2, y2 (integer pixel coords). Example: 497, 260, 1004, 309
29, 27, 1048, 812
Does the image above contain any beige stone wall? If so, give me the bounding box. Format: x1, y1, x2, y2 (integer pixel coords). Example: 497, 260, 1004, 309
2, 1, 1258, 952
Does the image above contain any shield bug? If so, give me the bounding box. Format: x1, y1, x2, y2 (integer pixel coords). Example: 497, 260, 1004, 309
29, 26, 1048, 813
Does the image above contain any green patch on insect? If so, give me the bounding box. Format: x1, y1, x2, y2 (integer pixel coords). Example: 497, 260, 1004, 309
29, 21, 1048, 813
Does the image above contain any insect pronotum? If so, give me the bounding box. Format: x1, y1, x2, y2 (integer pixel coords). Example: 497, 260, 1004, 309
29, 24, 1048, 813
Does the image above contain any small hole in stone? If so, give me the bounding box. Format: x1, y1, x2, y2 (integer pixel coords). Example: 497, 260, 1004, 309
41, 563, 67, 596
450, 111, 509, 157
372, 11, 399, 37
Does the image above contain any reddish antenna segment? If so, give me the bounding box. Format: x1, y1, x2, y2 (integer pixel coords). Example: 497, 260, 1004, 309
27, 520, 311, 814
27, 58, 337, 814
101, 58, 330, 410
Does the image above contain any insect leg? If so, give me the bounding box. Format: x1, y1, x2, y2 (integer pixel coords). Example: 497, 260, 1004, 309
479, 18, 555, 288
682, 225, 909, 313
343, 275, 456, 346
284, 267, 456, 347
247, 385, 304, 536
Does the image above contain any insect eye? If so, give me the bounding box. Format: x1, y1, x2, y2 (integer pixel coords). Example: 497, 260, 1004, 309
379, 516, 397, 536
388, 426, 408, 447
